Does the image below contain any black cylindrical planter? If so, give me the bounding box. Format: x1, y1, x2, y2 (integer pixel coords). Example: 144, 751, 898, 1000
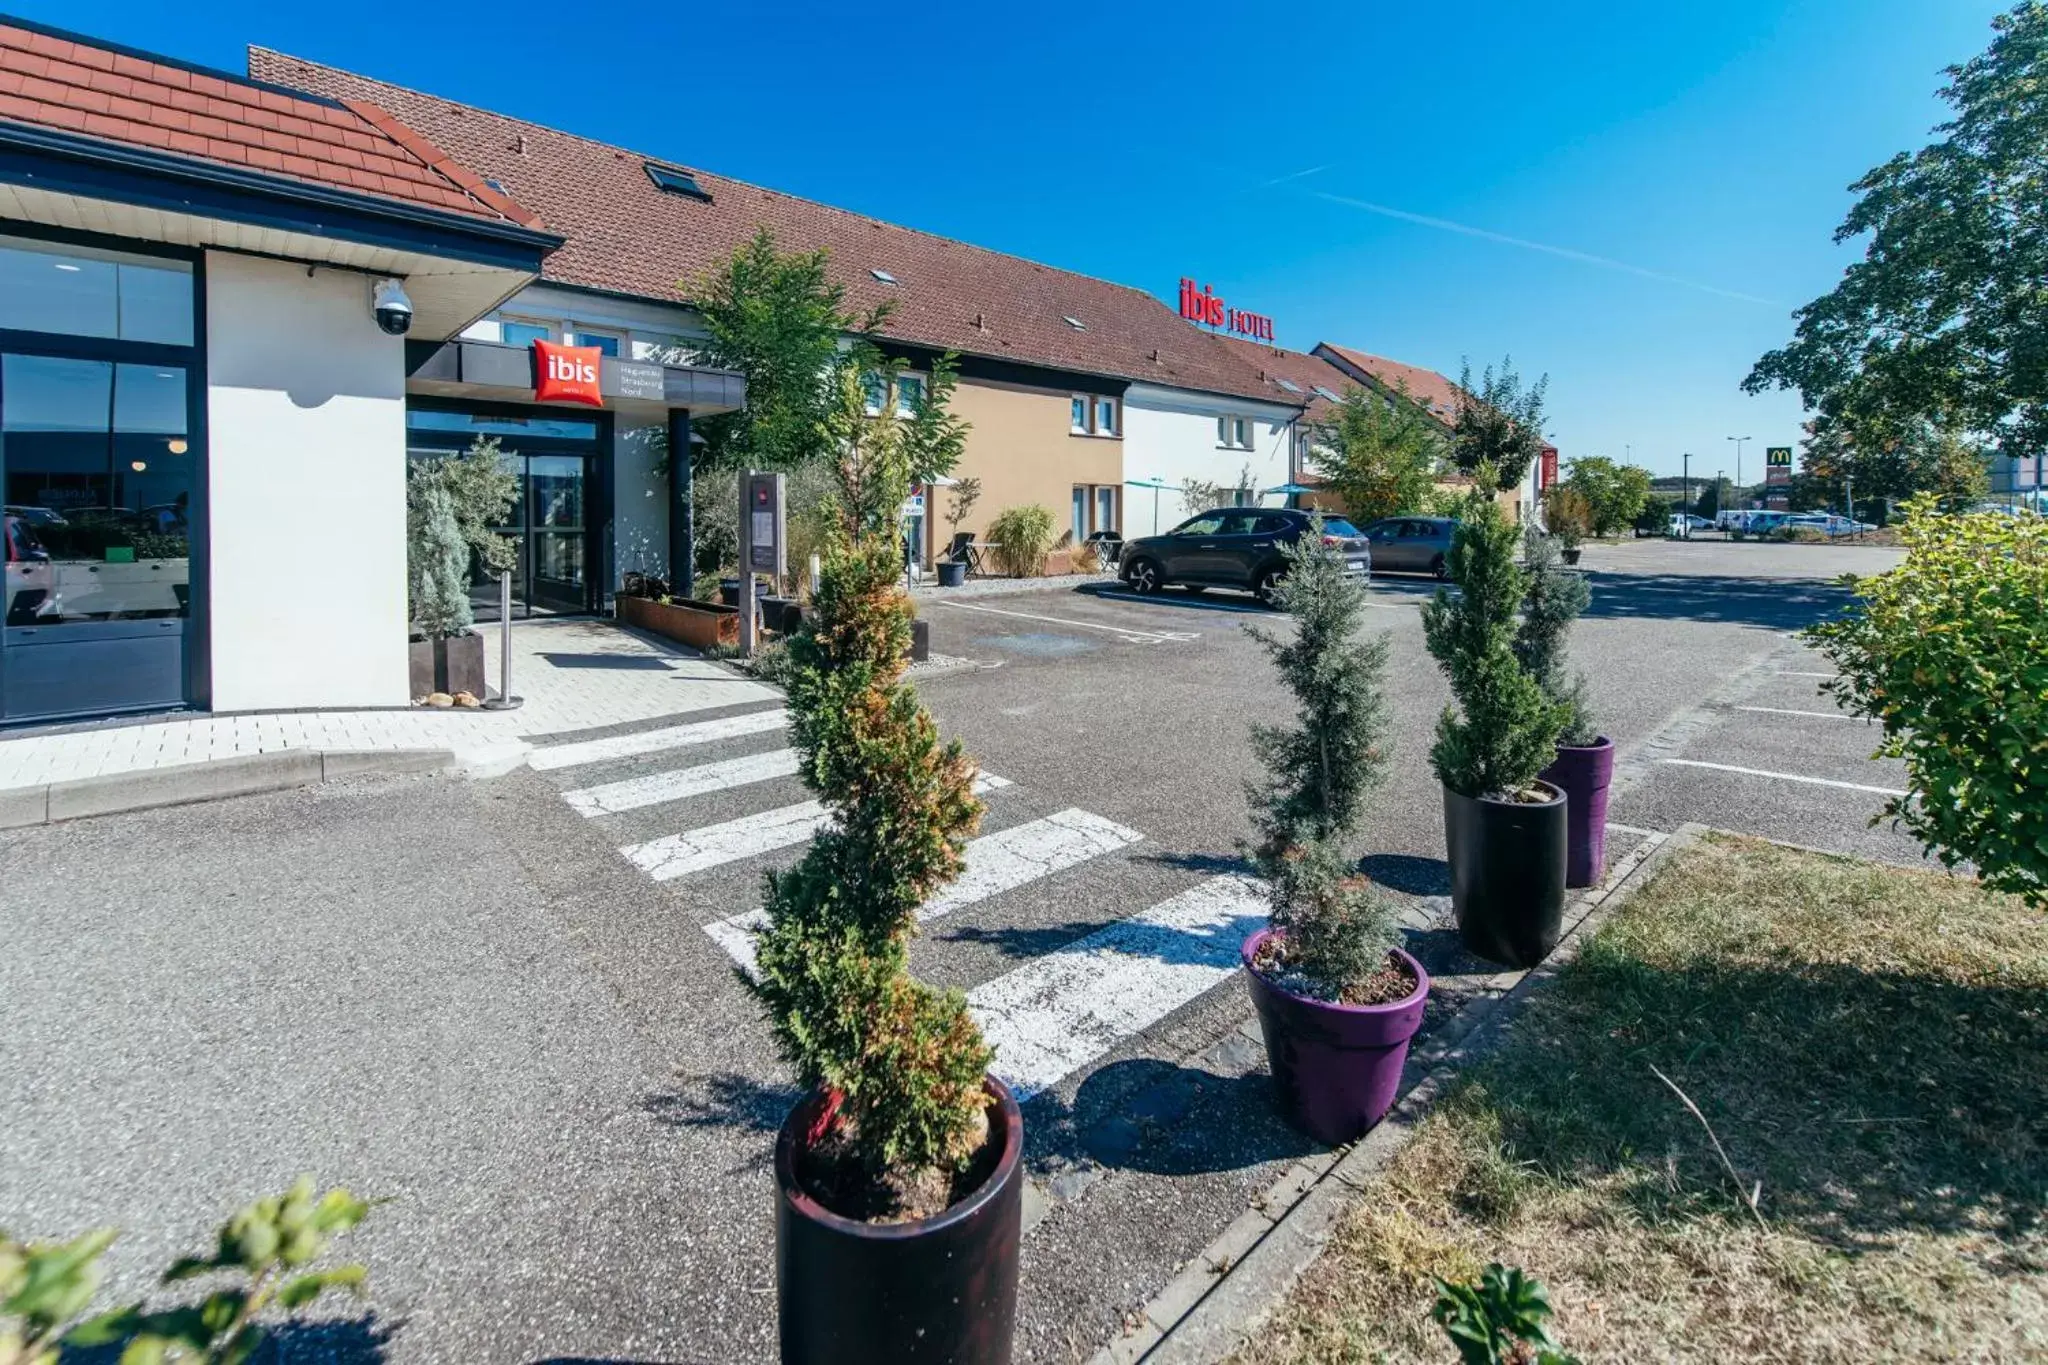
1443, 781, 1567, 968
936, 560, 968, 587
775, 1080, 1023, 1365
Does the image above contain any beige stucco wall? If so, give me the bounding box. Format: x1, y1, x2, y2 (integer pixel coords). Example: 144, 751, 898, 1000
925, 377, 1123, 561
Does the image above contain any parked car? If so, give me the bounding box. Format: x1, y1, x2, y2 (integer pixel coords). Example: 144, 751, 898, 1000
1667, 513, 1714, 535
1358, 515, 1457, 578
1119, 507, 1370, 604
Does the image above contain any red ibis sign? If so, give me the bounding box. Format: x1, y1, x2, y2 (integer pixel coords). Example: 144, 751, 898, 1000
531, 338, 604, 406
1178, 278, 1274, 342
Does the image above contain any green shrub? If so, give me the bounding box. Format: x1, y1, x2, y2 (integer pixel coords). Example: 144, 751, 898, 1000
406, 435, 517, 640
1810, 496, 2048, 905
985, 505, 1054, 577
1245, 524, 1401, 999
2, 1176, 370, 1365
1421, 482, 1567, 798
1433, 1263, 1578, 1365
1543, 486, 1591, 550
1516, 528, 1595, 746
748, 348, 992, 1215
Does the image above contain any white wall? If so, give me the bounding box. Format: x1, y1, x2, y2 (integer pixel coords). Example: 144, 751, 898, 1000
1120, 384, 1299, 536
205, 253, 409, 709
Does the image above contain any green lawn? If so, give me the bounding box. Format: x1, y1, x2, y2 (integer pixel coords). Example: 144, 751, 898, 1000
1236, 832, 2048, 1363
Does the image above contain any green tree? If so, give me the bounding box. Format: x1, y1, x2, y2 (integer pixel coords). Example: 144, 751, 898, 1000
1543, 486, 1592, 550
1810, 496, 2048, 906
1451, 357, 1549, 487
691, 229, 889, 475
1422, 478, 1567, 799
1516, 528, 1595, 746
405, 435, 517, 637
1562, 456, 1653, 538
1744, 5, 2048, 462
748, 346, 992, 1217
1244, 524, 1401, 999
1796, 414, 1992, 522
1309, 380, 1445, 523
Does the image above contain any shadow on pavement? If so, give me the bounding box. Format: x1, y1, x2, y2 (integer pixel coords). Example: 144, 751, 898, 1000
1579, 571, 1857, 630
642, 1072, 800, 1137
1361, 852, 1452, 897
535, 653, 679, 671
61, 1316, 397, 1364
1030, 1056, 1316, 1178
938, 919, 1108, 959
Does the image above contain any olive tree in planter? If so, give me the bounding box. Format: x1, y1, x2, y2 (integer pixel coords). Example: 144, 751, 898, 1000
1421, 476, 1569, 967
745, 350, 1007, 1365
406, 436, 516, 700
1518, 528, 1612, 889
1241, 526, 1427, 1145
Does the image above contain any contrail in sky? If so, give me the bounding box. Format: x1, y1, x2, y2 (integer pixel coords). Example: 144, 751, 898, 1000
1260, 164, 1330, 188
1306, 189, 1784, 307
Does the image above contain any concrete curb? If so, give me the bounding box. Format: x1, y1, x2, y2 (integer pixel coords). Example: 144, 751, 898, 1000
1092, 823, 1707, 1365
0, 748, 459, 831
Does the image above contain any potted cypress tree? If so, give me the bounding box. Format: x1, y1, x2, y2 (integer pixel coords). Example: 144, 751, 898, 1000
1241, 526, 1428, 1145
1421, 473, 1570, 968
746, 352, 1012, 1365
1518, 529, 1613, 889
406, 437, 516, 700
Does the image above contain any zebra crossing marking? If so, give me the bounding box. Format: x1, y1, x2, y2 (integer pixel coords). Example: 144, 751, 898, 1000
564, 748, 800, 817
527, 708, 789, 772
968, 874, 1267, 1099
704, 807, 1144, 975
624, 773, 1013, 882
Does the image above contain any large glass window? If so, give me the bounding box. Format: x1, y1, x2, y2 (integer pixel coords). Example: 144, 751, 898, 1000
0, 236, 193, 345
3, 356, 193, 628
499, 318, 552, 348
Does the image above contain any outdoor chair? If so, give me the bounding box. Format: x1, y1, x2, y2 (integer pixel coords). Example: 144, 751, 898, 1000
943, 531, 983, 575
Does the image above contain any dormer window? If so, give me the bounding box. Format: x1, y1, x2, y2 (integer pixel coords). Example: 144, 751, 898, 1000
1062, 315, 1086, 330
645, 163, 712, 201
871, 268, 898, 284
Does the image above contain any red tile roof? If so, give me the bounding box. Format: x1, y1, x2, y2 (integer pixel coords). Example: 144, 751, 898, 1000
0, 20, 539, 227
247, 48, 1288, 403
1313, 344, 1465, 427
1211, 335, 1366, 422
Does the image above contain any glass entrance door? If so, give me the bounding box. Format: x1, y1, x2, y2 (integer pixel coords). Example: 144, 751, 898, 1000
406, 403, 601, 621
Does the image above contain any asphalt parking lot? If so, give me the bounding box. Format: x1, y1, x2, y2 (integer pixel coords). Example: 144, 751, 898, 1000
0, 534, 1924, 1364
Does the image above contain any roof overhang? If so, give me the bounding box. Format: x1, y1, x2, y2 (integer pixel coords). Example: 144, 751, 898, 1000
405, 337, 745, 418
0, 119, 562, 340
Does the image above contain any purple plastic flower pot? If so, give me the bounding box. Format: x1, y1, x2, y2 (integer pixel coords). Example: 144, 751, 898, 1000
1539, 736, 1615, 889
1241, 930, 1430, 1146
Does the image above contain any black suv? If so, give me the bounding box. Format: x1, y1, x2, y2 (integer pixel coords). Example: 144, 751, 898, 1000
1119, 507, 1371, 604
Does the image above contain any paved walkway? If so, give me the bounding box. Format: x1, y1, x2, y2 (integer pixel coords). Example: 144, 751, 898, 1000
0, 619, 776, 792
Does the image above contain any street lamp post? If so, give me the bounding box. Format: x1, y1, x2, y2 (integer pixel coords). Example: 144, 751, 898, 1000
1727, 435, 1751, 506
1682, 452, 1692, 539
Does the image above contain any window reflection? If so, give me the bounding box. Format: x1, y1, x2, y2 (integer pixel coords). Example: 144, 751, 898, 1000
0, 235, 193, 344
3, 356, 191, 627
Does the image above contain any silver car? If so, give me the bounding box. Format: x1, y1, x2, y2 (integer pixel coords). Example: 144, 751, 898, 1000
1359, 516, 1456, 578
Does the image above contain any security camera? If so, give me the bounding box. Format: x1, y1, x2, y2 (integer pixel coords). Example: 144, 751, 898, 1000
371, 278, 413, 336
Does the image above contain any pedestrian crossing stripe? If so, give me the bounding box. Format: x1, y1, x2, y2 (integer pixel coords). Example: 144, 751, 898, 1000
622, 773, 1013, 882
969, 874, 1267, 1099
564, 747, 800, 816
527, 708, 789, 772
703, 807, 1144, 974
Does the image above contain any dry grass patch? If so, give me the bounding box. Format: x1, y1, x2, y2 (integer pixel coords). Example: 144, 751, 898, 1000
1233, 832, 2048, 1363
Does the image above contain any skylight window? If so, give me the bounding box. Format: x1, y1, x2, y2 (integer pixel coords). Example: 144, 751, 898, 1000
1312, 385, 1341, 401
871, 268, 898, 283
1062, 315, 1086, 330
1274, 378, 1303, 393
645, 163, 712, 201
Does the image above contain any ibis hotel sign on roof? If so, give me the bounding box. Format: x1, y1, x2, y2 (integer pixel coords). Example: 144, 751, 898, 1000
1178, 278, 1274, 343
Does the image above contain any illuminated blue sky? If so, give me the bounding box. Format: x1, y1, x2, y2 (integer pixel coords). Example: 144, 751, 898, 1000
36, 1, 2009, 476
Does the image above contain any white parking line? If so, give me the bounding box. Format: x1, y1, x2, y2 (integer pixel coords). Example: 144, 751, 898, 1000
1658, 758, 1905, 797
1771, 671, 1838, 679
969, 874, 1270, 1099
626, 773, 1012, 881
564, 748, 799, 817
528, 708, 788, 771
705, 807, 1145, 974
1733, 705, 1859, 722
932, 599, 1197, 643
